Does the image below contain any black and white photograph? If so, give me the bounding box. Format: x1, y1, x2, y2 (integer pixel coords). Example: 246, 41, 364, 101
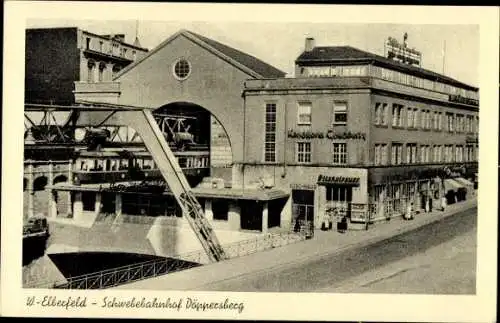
1, 2, 498, 322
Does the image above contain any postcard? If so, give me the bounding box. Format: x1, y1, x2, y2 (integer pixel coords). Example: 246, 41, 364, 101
1, 2, 498, 321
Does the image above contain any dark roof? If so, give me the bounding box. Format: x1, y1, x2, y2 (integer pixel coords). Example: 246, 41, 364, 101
296, 46, 477, 91
187, 30, 286, 79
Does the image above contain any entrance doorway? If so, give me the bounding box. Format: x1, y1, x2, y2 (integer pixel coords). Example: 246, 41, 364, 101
292, 190, 315, 227
240, 201, 263, 231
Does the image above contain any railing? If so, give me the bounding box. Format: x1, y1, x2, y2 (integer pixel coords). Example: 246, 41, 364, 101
54, 256, 201, 289
222, 231, 307, 259
25, 231, 306, 290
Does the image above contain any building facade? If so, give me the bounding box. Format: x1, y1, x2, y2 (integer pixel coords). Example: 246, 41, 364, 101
238, 38, 479, 229
47, 29, 289, 236
25, 27, 148, 105
40, 29, 478, 235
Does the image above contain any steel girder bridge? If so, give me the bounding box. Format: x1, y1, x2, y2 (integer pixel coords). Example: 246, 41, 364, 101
24, 101, 227, 263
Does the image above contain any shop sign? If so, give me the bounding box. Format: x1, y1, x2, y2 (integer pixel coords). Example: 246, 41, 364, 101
290, 183, 317, 190
449, 94, 479, 107
317, 175, 360, 186
287, 129, 366, 140
465, 135, 479, 143
103, 180, 167, 193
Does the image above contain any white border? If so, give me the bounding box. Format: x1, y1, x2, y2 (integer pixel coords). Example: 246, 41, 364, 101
2, 3, 499, 322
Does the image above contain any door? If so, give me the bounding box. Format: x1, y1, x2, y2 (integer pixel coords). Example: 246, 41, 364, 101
292, 190, 315, 229
240, 201, 263, 230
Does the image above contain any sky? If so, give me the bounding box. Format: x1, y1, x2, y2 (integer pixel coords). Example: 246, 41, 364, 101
26, 20, 479, 87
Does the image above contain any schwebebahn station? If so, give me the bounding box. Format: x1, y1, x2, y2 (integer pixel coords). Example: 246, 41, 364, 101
23, 27, 479, 267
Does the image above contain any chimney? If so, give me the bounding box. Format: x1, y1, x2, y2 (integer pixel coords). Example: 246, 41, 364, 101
305, 37, 315, 52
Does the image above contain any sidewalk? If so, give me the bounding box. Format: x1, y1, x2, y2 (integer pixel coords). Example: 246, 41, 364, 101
115, 198, 477, 290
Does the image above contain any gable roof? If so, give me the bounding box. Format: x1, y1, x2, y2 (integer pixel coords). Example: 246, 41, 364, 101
296, 46, 477, 91
115, 29, 286, 80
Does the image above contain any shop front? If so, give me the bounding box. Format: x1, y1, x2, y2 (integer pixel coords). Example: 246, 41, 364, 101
286, 169, 367, 231
368, 166, 445, 220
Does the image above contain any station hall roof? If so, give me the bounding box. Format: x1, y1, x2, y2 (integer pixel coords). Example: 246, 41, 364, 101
50, 182, 289, 201
115, 29, 286, 80
296, 46, 477, 91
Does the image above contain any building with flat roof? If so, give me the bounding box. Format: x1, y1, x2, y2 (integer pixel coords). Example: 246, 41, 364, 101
239, 37, 478, 229
52, 30, 477, 234
25, 27, 148, 105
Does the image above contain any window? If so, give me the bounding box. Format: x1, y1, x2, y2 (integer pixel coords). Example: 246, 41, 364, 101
87, 61, 95, 83
326, 186, 351, 204
297, 102, 312, 125
212, 199, 229, 221
466, 145, 474, 162
374, 103, 387, 125
425, 145, 431, 163
433, 112, 439, 130
407, 108, 414, 128
391, 143, 403, 165
426, 110, 432, 129
132, 50, 136, 60
296, 142, 312, 163
455, 114, 464, 132
98, 41, 103, 52
333, 102, 347, 125
85, 37, 91, 49
112, 42, 119, 55
173, 59, 191, 80
406, 143, 417, 164
264, 103, 277, 162
444, 145, 454, 162
455, 145, 464, 162
413, 109, 419, 129
332, 142, 347, 165
98, 63, 105, 82
438, 112, 443, 130
420, 109, 426, 129
392, 104, 403, 127
374, 144, 387, 165
446, 113, 454, 132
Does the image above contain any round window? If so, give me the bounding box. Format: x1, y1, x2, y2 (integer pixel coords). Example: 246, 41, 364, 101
173, 59, 191, 80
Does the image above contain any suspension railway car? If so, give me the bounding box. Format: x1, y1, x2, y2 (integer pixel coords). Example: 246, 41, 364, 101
73, 149, 210, 185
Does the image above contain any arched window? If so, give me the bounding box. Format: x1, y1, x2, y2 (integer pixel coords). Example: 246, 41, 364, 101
87, 60, 95, 83
112, 65, 121, 78
98, 62, 106, 82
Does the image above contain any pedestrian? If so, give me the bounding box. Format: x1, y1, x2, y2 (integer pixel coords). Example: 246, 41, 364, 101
294, 218, 300, 233
337, 216, 347, 233
441, 196, 447, 212
405, 202, 414, 220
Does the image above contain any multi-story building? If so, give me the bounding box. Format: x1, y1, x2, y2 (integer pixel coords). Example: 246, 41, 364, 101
25, 27, 148, 105
240, 37, 479, 229
44, 29, 478, 236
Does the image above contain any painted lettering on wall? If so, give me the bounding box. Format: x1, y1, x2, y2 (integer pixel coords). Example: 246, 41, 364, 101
449, 95, 479, 107
290, 183, 317, 190
287, 129, 366, 140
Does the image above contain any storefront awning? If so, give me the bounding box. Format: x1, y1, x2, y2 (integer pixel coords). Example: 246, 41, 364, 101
443, 178, 465, 192
453, 177, 474, 187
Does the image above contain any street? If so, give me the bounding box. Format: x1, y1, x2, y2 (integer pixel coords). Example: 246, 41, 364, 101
196, 207, 477, 293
